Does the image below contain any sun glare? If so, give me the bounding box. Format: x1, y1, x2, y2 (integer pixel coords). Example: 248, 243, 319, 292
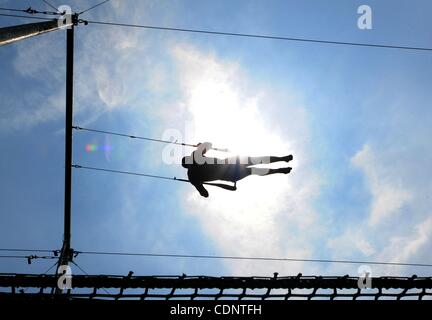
187, 79, 290, 160
173, 47, 313, 274
183, 61, 298, 213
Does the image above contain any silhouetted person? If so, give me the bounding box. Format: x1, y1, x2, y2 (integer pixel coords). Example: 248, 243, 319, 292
182, 142, 293, 197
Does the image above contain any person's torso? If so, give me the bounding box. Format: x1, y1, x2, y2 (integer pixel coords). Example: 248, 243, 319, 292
188, 157, 239, 182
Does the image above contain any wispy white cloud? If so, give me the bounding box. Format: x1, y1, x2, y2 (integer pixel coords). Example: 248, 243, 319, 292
378, 216, 432, 266
0, 90, 65, 130
327, 228, 376, 257
351, 144, 413, 226
326, 141, 432, 276
2, 1, 164, 131
0, 30, 65, 131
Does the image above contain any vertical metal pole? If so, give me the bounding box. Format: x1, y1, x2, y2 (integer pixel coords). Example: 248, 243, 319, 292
64, 26, 74, 256
58, 25, 74, 270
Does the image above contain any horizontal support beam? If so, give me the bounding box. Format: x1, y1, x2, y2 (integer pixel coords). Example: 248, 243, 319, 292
0, 20, 62, 46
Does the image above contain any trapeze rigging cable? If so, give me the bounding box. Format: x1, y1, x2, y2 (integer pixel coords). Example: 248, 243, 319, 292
0, 248, 54, 253
0, 6, 61, 16
1, 249, 432, 268
75, 251, 432, 268
0, 254, 57, 265
72, 125, 230, 152
72, 164, 184, 182
72, 164, 237, 190
79, 0, 111, 15
41, 0, 60, 13
0, 0, 110, 16
84, 20, 432, 52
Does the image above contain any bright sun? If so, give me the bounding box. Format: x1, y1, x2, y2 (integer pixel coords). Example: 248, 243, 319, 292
187, 77, 290, 163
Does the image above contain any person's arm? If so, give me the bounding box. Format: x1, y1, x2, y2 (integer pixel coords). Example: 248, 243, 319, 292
193, 142, 212, 165
188, 170, 209, 197
193, 182, 209, 198
196, 142, 212, 155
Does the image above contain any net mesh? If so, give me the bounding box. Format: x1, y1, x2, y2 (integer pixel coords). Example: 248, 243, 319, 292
0, 273, 431, 300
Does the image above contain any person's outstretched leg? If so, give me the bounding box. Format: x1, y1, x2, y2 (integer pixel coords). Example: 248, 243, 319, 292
280, 155, 293, 162
277, 167, 292, 174
250, 167, 292, 176
245, 155, 293, 165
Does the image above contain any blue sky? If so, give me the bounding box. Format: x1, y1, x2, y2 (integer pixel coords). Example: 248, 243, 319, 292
1, 0, 432, 279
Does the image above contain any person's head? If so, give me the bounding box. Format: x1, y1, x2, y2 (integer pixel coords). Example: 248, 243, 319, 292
181, 156, 192, 168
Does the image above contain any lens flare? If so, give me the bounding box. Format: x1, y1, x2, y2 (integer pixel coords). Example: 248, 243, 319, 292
85, 144, 97, 152
85, 143, 113, 154
104, 135, 112, 161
